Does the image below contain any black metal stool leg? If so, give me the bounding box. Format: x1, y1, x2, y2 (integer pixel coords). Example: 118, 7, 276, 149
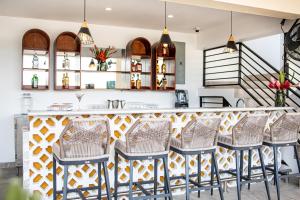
63, 165, 68, 200
294, 145, 300, 173
258, 148, 271, 200
163, 156, 173, 200
212, 151, 224, 200
129, 160, 134, 200
197, 154, 201, 198
53, 156, 57, 200
240, 150, 244, 191
103, 161, 112, 200
211, 152, 214, 195
235, 150, 241, 200
247, 149, 252, 190
114, 152, 118, 200
154, 159, 158, 200
273, 146, 281, 200
97, 162, 102, 199
185, 155, 190, 200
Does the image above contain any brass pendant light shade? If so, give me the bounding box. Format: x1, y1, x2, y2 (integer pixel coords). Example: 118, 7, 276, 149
77, 0, 94, 45
224, 11, 237, 53
160, 1, 172, 48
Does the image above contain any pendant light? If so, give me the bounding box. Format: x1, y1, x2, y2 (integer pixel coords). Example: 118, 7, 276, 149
160, 1, 172, 49
89, 58, 96, 68
224, 11, 238, 53
77, 0, 94, 45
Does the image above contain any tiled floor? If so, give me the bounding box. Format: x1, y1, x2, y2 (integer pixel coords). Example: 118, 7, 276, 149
1, 167, 300, 199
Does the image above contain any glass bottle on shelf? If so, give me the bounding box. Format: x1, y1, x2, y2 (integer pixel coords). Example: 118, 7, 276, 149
162, 75, 168, 90
31, 74, 39, 89
32, 53, 39, 69
136, 61, 142, 72
62, 73, 70, 89
156, 63, 160, 74
136, 74, 142, 89
131, 74, 136, 89
161, 63, 167, 74
62, 53, 70, 69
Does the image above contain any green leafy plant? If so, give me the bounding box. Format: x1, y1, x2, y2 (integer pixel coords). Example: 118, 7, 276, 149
5, 179, 40, 200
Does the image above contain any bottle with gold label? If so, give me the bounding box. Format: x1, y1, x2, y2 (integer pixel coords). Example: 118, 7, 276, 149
62, 73, 66, 88
156, 63, 160, 74
161, 63, 167, 74
136, 74, 141, 89
65, 73, 69, 89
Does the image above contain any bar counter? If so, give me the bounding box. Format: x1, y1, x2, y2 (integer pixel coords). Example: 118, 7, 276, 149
23, 107, 293, 199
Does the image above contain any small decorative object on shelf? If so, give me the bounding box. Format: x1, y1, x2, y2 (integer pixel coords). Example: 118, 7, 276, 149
90, 45, 117, 71
31, 74, 39, 89
32, 53, 39, 69
62, 53, 70, 69
268, 71, 299, 107
62, 73, 70, 89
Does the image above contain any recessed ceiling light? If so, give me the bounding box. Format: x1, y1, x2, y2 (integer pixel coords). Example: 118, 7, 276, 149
105, 7, 112, 11
168, 14, 174, 18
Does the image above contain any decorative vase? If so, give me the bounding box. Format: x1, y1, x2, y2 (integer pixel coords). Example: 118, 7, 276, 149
275, 90, 286, 107
97, 61, 108, 71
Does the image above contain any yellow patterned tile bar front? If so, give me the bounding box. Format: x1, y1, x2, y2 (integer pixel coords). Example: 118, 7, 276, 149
22, 107, 289, 199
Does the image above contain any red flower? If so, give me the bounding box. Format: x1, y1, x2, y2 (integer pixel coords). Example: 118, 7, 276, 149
282, 80, 291, 89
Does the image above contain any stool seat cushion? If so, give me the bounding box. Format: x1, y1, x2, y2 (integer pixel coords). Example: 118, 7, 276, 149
115, 140, 169, 157
218, 134, 262, 147
170, 137, 216, 151
263, 131, 298, 144
53, 143, 109, 162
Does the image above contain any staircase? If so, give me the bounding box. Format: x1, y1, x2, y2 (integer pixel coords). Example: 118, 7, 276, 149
203, 42, 300, 108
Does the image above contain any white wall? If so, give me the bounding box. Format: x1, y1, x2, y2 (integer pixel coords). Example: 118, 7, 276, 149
245, 34, 283, 70
0, 16, 202, 162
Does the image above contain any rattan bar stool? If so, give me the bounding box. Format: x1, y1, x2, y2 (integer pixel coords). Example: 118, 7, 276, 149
169, 116, 224, 200
114, 118, 173, 200
263, 113, 300, 200
218, 114, 270, 200
52, 118, 112, 200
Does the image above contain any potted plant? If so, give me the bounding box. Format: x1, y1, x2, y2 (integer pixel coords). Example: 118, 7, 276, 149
268, 71, 299, 107
90, 45, 117, 71
5, 178, 40, 200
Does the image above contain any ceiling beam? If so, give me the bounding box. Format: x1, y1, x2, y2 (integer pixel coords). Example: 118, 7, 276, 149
164, 0, 300, 19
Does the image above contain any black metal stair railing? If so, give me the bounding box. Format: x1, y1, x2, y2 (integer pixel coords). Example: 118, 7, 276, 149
199, 96, 232, 108
203, 42, 300, 108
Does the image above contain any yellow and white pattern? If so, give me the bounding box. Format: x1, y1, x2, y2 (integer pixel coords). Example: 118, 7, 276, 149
23, 110, 283, 199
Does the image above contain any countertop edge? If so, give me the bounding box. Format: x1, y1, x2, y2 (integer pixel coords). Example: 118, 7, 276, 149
26, 107, 294, 116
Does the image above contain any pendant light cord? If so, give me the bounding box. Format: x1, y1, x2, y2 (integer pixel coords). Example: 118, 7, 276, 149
84, 0, 86, 21
164, 1, 167, 29
230, 11, 233, 35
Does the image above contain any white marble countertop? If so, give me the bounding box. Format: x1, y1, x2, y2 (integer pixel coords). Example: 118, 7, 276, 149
27, 107, 294, 116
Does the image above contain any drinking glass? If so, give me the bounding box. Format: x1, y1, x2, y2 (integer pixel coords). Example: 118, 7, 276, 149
75, 93, 85, 110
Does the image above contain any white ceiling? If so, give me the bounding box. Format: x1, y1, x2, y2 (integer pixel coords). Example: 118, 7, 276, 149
0, 0, 279, 33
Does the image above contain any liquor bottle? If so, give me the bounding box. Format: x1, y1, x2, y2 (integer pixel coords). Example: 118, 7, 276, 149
64, 73, 70, 89
136, 61, 142, 72
161, 63, 167, 74
62, 53, 70, 69
136, 74, 141, 89
130, 74, 136, 89
162, 75, 167, 90
31, 74, 39, 89
156, 63, 160, 74
32, 53, 39, 69
62, 73, 65, 87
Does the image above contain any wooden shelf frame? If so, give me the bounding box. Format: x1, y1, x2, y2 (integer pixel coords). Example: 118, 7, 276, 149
152, 42, 176, 91
22, 29, 50, 90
